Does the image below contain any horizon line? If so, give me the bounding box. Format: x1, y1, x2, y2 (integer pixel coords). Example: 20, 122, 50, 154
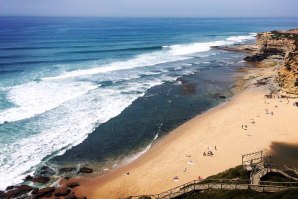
1, 15, 298, 19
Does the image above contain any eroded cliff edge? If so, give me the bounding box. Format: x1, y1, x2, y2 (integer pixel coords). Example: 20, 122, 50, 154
245, 29, 298, 95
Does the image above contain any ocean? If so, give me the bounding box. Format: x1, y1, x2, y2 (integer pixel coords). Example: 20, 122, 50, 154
0, 17, 298, 189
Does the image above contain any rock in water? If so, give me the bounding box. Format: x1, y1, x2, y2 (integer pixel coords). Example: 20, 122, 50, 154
78, 167, 93, 174
67, 182, 80, 188
38, 166, 56, 176
0, 191, 5, 197
26, 175, 50, 184
16, 185, 33, 194
24, 175, 33, 181
3, 185, 33, 198
59, 167, 77, 173
31, 188, 39, 194
4, 189, 20, 198
5, 186, 15, 190
34, 187, 55, 198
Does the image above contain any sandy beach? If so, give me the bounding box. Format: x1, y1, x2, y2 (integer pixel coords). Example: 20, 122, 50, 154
72, 61, 298, 198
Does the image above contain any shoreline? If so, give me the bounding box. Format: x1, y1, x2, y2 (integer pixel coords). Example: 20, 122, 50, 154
73, 54, 298, 198
2, 28, 297, 199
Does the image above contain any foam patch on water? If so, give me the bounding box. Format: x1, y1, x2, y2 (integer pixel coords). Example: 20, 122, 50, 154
122, 133, 159, 165
42, 52, 186, 80
0, 81, 98, 124
165, 34, 256, 56
226, 34, 256, 42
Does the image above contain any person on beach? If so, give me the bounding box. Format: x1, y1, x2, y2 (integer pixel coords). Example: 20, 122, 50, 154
242, 125, 248, 130
188, 160, 194, 164
124, 172, 130, 176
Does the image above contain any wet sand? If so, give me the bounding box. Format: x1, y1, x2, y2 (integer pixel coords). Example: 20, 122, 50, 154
73, 61, 298, 199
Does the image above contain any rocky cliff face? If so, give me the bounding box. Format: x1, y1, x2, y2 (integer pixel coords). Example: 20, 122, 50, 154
245, 29, 298, 95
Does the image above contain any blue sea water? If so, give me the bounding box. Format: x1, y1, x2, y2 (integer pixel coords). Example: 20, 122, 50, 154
0, 17, 298, 188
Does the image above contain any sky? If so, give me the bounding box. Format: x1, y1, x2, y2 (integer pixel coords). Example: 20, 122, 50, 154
0, 0, 298, 17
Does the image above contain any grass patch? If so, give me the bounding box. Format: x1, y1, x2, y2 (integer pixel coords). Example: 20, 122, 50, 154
269, 31, 298, 41
203, 165, 250, 183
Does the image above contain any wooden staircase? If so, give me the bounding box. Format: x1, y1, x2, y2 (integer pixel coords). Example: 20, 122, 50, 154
128, 179, 298, 199
128, 151, 298, 199
251, 163, 298, 185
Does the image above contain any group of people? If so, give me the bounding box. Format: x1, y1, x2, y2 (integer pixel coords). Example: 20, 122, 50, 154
203, 146, 216, 157
241, 125, 248, 130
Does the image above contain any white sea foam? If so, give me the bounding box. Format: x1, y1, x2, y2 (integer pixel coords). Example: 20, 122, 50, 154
42, 52, 186, 80
165, 40, 224, 56
0, 78, 165, 189
166, 34, 255, 56
123, 133, 159, 165
0, 81, 98, 124
42, 34, 256, 80
226, 34, 256, 43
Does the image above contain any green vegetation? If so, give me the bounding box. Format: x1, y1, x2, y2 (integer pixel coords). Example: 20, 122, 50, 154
203, 165, 250, 183
203, 165, 296, 183
183, 189, 298, 199
270, 31, 298, 41
181, 165, 298, 199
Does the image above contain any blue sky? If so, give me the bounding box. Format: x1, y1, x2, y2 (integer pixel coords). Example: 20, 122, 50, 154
0, 0, 297, 17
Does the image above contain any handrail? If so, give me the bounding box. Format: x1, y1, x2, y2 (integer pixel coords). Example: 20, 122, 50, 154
260, 181, 298, 186
128, 158, 298, 199
252, 164, 298, 182
128, 179, 298, 199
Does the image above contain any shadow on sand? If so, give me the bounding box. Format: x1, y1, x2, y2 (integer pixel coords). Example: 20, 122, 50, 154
269, 142, 298, 167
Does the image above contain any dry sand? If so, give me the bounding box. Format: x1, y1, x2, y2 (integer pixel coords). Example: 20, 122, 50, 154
73, 63, 298, 199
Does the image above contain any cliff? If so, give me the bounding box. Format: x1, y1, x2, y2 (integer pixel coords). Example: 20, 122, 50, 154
244, 29, 298, 95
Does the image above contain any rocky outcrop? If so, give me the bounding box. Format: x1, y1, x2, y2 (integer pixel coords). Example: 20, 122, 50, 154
1, 178, 86, 199
244, 29, 298, 95
59, 167, 77, 173
67, 181, 80, 188
30, 187, 54, 198
54, 186, 70, 197
24, 175, 50, 184
78, 167, 93, 174
2, 185, 33, 198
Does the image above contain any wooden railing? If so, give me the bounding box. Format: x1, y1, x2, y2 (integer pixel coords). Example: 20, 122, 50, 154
128, 179, 298, 199
251, 163, 298, 184
128, 154, 298, 199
